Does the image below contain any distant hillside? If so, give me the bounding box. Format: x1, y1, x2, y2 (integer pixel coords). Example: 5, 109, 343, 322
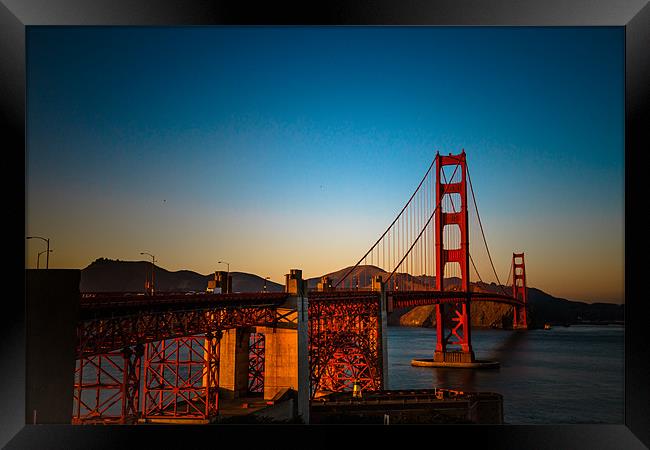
80, 259, 623, 328
80, 258, 284, 293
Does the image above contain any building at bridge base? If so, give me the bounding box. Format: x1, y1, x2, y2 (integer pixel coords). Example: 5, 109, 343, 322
310, 389, 503, 424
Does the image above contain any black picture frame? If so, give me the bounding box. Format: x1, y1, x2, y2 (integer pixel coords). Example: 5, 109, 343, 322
4, 1, 648, 448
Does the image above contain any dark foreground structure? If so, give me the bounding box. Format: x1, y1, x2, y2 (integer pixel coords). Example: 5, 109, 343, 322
310, 389, 503, 424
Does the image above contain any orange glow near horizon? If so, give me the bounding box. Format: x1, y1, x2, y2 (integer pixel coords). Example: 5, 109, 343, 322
25, 200, 624, 304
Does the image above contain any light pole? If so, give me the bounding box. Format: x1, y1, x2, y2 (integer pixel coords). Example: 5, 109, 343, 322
217, 261, 230, 293
37, 249, 53, 269
263, 276, 270, 292
140, 252, 156, 295
27, 236, 50, 269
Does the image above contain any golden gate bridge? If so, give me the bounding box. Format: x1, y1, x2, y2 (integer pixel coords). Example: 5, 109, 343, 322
69, 150, 529, 424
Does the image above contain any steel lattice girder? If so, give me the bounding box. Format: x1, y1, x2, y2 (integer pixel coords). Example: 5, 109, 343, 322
247, 333, 265, 394
141, 334, 220, 420
449, 304, 468, 347
77, 306, 278, 359
319, 347, 380, 392
390, 291, 523, 309
308, 298, 383, 397
72, 346, 142, 424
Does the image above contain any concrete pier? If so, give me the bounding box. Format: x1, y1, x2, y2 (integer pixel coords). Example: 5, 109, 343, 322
210, 268, 310, 423
218, 329, 251, 399
255, 325, 298, 400
411, 358, 500, 369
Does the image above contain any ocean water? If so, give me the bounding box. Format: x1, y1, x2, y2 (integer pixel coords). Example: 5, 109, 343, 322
386, 325, 624, 424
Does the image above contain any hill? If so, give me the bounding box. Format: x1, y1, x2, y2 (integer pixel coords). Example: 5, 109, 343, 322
80, 258, 284, 293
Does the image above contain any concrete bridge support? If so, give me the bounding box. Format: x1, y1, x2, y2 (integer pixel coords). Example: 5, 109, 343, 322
283, 269, 310, 423
213, 269, 309, 422
218, 329, 251, 400
373, 276, 390, 390
256, 326, 298, 400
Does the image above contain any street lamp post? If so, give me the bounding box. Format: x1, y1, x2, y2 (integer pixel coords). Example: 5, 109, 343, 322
140, 252, 156, 295
263, 276, 270, 293
217, 261, 230, 293
37, 249, 53, 269
26, 236, 50, 269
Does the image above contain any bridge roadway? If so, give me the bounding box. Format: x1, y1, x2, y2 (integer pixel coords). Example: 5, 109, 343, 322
77, 289, 522, 358
386, 290, 524, 309
77, 292, 292, 358
80, 291, 290, 318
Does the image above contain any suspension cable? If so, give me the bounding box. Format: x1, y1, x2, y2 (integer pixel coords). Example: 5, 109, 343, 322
386, 162, 461, 285
470, 254, 484, 284
441, 164, 485, 288
503, 259, 513, 291
334, 157, 437, 288
466, 164, 509, 296
386, 202, 440, 285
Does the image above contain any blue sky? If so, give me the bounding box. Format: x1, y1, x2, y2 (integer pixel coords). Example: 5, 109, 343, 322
26, 27, 624, 302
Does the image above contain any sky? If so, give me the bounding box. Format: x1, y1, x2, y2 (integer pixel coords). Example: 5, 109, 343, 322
25, 27, 624, 303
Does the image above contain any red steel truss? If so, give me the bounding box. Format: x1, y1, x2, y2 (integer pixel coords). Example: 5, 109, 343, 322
434, 151, 475, 362
141, 332, 221, 422
72, 345, 143, 424
73, 296, 290, 424
247, 332, 265, 394
388, 290, 524, 309
77, 305, 279, 359
512, 253, 528, 329
308, 293, 383, 397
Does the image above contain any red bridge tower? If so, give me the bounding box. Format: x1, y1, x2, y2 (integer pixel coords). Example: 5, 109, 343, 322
512, 252, 528, 329
433, 151, 475, 364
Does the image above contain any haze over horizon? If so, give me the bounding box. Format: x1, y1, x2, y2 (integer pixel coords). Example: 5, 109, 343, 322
26, 27, 624, 304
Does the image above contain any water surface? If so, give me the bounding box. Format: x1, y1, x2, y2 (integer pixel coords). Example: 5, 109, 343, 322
387, 325, 624, 423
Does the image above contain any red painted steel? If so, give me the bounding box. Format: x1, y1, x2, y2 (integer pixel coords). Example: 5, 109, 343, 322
77, 304, 279, 359
69, 151, 533, 424
79, 292, 289, 317
308, 295, 383, 397
434, 151, 474, 360
72, 345, 143, 424
247, 332, 265, 394
141, 332, 221, 422
389, 290, 525, 309
512, 253, 528, 329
